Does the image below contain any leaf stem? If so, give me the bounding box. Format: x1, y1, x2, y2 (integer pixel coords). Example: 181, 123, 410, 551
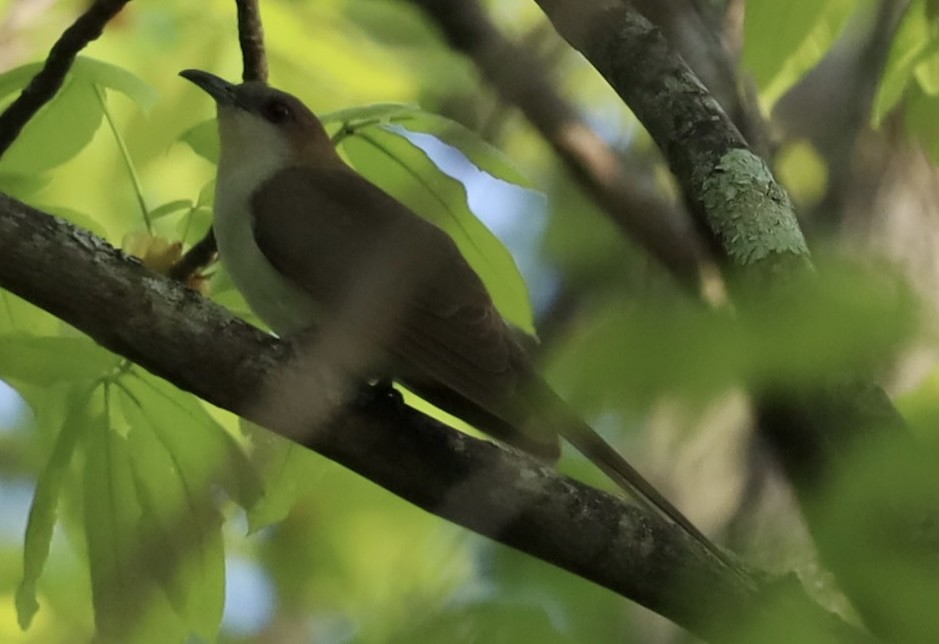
93, 84, 151, 232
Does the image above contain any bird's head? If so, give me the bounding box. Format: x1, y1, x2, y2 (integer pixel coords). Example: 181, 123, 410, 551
180, 69, 334, 173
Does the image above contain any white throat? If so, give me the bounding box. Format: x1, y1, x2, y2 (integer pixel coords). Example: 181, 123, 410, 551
213, 109, 319, 335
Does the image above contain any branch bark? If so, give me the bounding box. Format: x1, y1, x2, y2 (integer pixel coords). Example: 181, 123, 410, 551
0, 193, 864, 642
529, 1, 924, 636
410, 0, 724, 304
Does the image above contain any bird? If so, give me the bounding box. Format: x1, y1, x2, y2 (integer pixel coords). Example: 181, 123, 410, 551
179, 69, 730, 566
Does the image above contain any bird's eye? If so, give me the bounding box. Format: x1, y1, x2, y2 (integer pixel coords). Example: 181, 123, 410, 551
263, 99, 293, 124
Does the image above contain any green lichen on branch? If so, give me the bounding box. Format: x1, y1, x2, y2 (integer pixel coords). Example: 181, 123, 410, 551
701, 149, 808, 266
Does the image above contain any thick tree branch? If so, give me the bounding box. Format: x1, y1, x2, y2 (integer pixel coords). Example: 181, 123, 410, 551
0, 0, 131, 156
410, 0, 724, 304
532, 0, 808, 275
530, 1, 925, 636
629, 0, 769, 157
0, 194, 865, 642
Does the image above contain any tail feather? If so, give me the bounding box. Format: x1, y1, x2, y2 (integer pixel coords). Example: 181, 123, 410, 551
529, 378, 734, 568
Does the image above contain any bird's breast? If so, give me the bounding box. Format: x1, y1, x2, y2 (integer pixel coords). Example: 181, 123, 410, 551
213, 166, 320, 336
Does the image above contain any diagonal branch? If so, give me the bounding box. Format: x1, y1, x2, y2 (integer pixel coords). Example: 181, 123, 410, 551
0, 193, 864, 642
410, 0, 723, 303
529, 1, 925, 636
0, 0, 132, 157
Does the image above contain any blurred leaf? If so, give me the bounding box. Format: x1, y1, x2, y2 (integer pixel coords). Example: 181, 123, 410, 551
0, 57, 157, 175
176, 206, 213, 245
72, 57, 159, 113
37, 204, 109, 239
0, 336, 119, 386
0, 172, 52, 198
904, 86, 939, 164
118, 388, 224, 641
549, 262, 917, 412
775, 139, 829, 205
244, 424, 323, 533
321, 102, 419, 127
815, 436, 939, 642
874, 0, 938, 122
83, 405, 188, 642
394, 113, 534, 189
0, 78, 102, 175
542, 170, 638, 286
743, 0, 859, 106
197, 180, 215, 208
150, 199, 194, 220
389, 600, 575, 644
120, 371, 263, 513
340, 125, 535, 333
180, 118, 219, 164
16, 384, 97, 630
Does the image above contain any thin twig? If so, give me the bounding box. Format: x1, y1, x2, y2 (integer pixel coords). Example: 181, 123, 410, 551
0, 0, 132, 158
93, 83, 152, 232
170, 0, 269, 282
236, 0, 268, 83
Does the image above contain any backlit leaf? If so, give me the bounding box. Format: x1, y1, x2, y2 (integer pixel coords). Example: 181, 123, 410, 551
340, 125, 535, 333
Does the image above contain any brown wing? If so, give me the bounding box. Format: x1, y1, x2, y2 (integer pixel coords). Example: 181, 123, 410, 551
251, 164, 554, 455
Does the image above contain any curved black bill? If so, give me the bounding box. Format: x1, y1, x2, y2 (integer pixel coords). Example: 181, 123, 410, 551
179, 69, 237, 106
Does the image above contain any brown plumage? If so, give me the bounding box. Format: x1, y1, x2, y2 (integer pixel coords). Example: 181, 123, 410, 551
180, 69, 731, 566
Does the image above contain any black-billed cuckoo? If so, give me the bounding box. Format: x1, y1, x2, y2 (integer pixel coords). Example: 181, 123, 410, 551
180, 69, 727, 563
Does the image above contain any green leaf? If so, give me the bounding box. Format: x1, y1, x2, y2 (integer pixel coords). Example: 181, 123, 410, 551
904, 86, 939, 165
743, 0, 859, 106
340, 125, 535, 334
38, 204, 109, 239
0, 61, 43, 99
118, 388, 225, 641
0, 57, 157, 175
150, 199, 194, 220
71, 57, 159, 113
83, 403, 187, 642
874, 0, 934, 121
180, 119, 219, 164
244, 423, 323, 533
120, 371, 263, 513
321, 102, 420, 127
394, 113, 534, 189
177, 206, 213, 245
0, 172, 52, 198
549, 262, 917, 412
197, 180, 216, 208
0, 77, 102, 175
16, 383, 97, 630
0, 336, 119, 386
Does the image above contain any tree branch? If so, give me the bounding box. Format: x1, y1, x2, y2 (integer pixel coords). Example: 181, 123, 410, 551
629, 0, 769, 157
529, 1, 926, 636
410, 0, 724, 304
170, 0, 269, 282
531, 0, 807, 275
235, 0, 267, 83
0, 193, 865, 642
0, 0, 131, 156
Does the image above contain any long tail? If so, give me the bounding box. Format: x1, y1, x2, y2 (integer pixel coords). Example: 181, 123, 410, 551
530, 378, 735, 569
